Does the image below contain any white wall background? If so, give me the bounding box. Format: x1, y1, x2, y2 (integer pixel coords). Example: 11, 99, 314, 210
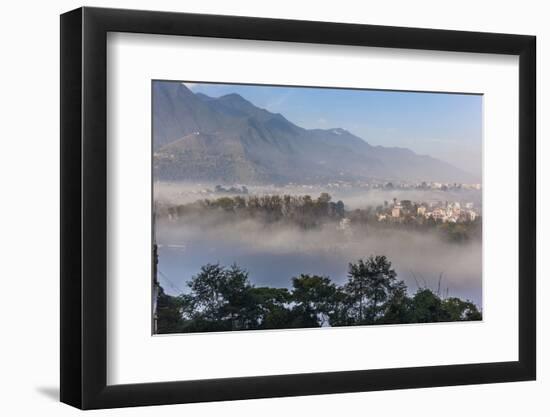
0, 0, 546, 415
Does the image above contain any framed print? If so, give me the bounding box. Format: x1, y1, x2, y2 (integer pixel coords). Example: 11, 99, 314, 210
60, 7, 536, 409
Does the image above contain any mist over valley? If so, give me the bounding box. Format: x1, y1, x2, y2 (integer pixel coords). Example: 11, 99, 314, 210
155, 184, 482, 307
152, 81, 483, 333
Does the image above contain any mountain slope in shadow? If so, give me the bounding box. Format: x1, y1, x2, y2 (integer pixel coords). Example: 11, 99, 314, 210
153, 82, 475, 184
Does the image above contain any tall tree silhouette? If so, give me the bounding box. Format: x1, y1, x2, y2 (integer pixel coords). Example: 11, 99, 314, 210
155, 257, 482, 334
291, 274, 338, 327
344, 256, 402, 323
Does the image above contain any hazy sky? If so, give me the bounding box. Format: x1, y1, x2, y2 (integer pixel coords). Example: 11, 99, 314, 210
185, 82, 482, 177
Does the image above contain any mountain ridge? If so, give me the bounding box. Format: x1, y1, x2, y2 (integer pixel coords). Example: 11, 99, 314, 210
153, 82, 476, 184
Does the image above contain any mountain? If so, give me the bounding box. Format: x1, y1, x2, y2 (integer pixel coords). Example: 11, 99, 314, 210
153, 82, 475, 184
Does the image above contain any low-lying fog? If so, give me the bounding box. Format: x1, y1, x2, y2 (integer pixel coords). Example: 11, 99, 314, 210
154, 182, 483, 210
157, 214, 482, 307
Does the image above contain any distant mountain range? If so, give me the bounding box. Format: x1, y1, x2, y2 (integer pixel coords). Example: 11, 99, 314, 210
153, 82, 476, 184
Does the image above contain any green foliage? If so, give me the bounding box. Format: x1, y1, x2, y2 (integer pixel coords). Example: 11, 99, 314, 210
437, 223, 469, 243
343, 256, 401, 324
155, 286, 185, 334
248, 287, 293, 329
379, 280, 413, 324
291, 274, 338, 327
442, 297, 483, 321
177, 263, 260, 332
162, 193, 481, 243
165, 193, 346, 229
409, 289, 451, 323
155, 257, 482, 334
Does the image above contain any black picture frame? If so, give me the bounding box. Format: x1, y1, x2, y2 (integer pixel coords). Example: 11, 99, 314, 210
60, 6, 536, 410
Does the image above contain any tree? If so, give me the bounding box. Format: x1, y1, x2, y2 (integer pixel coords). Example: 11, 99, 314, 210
155, 286, 184, 334
155, 258, 482, 334
186, 263, 227, 320
219, 264, 257, 330
344, 256, 401, 324
442, 297, 482, 321
179, 263, 259, 331
439, 222, 470, 243
291, 274, 338, 327
249, 287, 292, 329
409, 288, 451, 323
380, 280, 413, 324
215, 196, 236, 211
334, 200, 345, 218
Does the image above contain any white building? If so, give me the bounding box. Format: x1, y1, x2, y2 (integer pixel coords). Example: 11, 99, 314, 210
391, 205, 401, 218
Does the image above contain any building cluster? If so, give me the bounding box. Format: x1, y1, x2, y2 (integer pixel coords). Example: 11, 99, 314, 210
377, 198, 479, 224
321, 180, 482, 191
